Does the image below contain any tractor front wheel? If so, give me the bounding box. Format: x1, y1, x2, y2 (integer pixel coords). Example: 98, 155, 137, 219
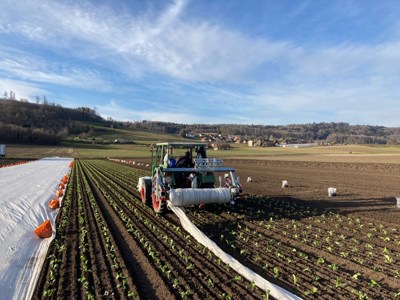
152, 175, 166, 214
152, 190, 166, 213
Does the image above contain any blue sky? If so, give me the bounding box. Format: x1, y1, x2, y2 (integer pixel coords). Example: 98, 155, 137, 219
1, 0, 400, 126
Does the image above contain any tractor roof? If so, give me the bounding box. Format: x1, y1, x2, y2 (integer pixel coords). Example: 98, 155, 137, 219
155, 142, 207, 148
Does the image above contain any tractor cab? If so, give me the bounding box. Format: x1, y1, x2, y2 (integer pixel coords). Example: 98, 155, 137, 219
151, 142, 214, 189
138, 142, 243, 213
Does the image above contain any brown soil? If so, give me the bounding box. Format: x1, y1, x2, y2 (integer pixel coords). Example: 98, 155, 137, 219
227, 159, 400, 225
34, 158, 400, 299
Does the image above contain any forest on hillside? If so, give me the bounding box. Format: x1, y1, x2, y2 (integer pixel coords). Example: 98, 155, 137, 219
2, 98, 400, 145
0, 99, 104, 144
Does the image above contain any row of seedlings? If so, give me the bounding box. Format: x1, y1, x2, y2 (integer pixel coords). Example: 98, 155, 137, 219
82, 159, 267, 299
77, 161, 139, 298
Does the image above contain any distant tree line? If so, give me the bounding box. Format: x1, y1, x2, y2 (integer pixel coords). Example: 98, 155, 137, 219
0, 122, 60, 144
2, 97, 400, 145
0, 98, 105, 144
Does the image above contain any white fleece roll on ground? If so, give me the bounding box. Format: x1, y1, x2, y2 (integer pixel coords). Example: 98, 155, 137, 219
169, 206, 302, 300
169, 188, 231, 206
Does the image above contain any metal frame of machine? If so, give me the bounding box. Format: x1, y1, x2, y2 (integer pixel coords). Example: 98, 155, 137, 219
138, 142, 243, 213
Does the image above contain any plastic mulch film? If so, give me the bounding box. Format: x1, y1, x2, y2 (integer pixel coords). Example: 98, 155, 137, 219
169, 205, 302, 300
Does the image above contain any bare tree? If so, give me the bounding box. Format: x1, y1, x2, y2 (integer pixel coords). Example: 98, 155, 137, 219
9, 90, 15, 100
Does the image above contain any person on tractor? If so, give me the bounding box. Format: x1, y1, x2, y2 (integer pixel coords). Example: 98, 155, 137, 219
175, 151, 194, 187
175, 151, 194, 168
163, 147, 175, 167
196, 146, 207, 159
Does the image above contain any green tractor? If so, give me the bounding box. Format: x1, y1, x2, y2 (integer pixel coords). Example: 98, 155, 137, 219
138, 142, 243, 213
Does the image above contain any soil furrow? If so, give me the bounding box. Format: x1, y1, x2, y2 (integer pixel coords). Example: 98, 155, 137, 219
81, 161, 176, 299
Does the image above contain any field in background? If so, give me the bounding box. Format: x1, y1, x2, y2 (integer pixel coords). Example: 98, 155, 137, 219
5, 142, 400, 164
225, 144, 400, 163
3, 124, 400, 160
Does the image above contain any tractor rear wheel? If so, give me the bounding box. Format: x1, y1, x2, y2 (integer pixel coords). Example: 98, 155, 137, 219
140, 180, 152, 205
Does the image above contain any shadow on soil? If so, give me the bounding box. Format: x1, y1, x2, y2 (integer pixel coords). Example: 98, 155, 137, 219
196, 194, 398, 224
195, 194, 327, 224
305, 196, 399, 216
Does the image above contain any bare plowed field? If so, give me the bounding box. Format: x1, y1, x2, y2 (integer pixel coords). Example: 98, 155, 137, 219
229, 159, 400, 224
34, 158, 400, 299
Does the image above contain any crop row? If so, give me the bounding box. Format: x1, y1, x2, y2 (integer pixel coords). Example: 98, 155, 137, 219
38, 158, 400, 299
103, 159, 400, 298
187, 195, 400, 299
81, 159, 268, 299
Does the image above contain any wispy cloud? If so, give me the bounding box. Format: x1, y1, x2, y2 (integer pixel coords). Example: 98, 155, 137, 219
98, 99, 208, 124
3, 0, 399, 84
0, 78, 45, 100
288, 42, 400, 77
0, 0, 288, 82
1, 1, 400, 126
0, 46, 113, 91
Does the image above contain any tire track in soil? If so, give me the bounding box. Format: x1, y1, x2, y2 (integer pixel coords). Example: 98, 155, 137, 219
86, 160, 266, 299
81, 161, 175, 300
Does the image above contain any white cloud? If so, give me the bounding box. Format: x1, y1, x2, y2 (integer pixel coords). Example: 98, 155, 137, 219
289, 42, 400, 77
2, 1, 400, 126
0, 46, 113, 91
241, 73, 400, 126
0, 0, 289, 82
0, 78, 46, 100
98, 99, 208, 123
3, 0, 399, 85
